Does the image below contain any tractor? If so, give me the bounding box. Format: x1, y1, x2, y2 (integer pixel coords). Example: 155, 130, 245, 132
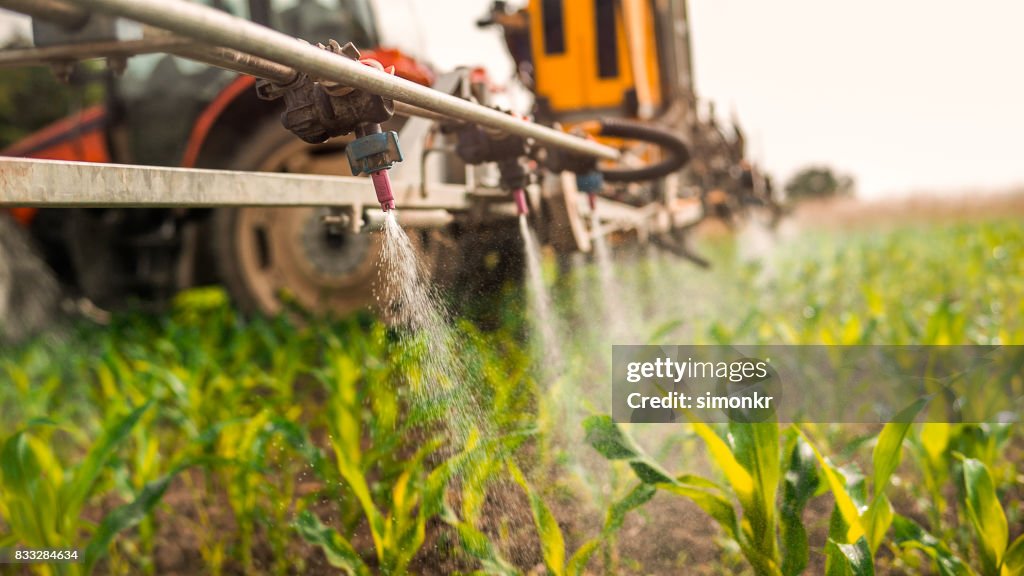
1, 0, 777, 327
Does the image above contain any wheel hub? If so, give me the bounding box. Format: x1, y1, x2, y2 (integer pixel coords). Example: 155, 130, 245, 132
299, 208, 372, 279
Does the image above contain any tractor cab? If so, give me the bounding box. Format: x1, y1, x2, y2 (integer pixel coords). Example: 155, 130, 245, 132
117, 0, 383, 166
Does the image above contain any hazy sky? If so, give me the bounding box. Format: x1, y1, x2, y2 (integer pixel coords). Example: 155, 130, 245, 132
381, 0, 1024, 197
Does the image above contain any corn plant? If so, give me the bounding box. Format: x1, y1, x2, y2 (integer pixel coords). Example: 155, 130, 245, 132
291, 325, 461, 574
582, 415, 822, 575
907, 422, 1016, 540
891, 456, 1024, 576
580, 395, 930, 576
506, 456, 663, 576
0, 403, 185, 574
793, 398, 929, 575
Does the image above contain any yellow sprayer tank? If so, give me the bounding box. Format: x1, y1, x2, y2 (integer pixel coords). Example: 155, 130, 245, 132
528, 0, 664, 122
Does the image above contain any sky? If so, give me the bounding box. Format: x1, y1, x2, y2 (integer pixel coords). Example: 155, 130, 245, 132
3, 1, 1023, 197
378, 0, 1024, 198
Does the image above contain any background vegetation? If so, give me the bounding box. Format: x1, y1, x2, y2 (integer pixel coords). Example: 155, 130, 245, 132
0, 65, 103, 149
784, 166, 856, 203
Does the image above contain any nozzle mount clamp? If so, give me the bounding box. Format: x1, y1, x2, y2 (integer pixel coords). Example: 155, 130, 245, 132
346, 130, 403, 176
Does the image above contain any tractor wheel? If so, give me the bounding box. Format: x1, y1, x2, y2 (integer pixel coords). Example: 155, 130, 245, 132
0, 213, 60, 342
212, 122, 381, 316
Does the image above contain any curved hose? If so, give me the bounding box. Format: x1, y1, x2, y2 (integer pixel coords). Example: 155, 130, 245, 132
596, 118, 690, 183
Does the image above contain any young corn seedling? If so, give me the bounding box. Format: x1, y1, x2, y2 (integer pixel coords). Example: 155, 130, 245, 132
890, 456, 1024, 576
907, 422, 1016, 541
797, 397, 930, 575
296, 331, 463, 575
582, 415, 821, 576
0, 403, 185, 575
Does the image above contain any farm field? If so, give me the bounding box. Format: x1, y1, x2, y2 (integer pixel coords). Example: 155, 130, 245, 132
1, 205, 1022, 575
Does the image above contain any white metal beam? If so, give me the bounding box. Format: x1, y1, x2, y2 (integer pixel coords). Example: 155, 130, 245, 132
0, 157, 469, 209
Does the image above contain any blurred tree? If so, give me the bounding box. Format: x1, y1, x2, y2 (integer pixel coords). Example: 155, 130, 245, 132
784, 165, 855, 202
0, 65, 103, 149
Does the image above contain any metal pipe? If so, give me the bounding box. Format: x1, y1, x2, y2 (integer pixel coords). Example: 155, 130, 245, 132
394, 101, 462, 125
162, 39, 454, 124
169, 43, 296, 84
62, 0, 621, 162
0, 0, 89, 30
364, 208, 453, 229
0, 36, 187, 67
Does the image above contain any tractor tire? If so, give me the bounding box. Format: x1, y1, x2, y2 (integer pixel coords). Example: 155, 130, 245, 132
0, 213, 60, 342
211, 122, 381, 316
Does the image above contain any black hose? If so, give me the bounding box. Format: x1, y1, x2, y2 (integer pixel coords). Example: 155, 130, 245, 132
596, 118, 690, 183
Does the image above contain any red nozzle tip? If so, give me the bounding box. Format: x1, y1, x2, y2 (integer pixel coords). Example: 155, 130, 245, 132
370, 170, 395, 212
513, 188, 529, 216
588, 192, 597, 211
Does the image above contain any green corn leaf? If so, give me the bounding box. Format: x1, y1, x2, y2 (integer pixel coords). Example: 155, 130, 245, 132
0, 431, 56, 546
603, 483, 656, 536
689, 420, 754, 500
509, 460, 565, 576
781, 435, 820, 576
729, 422, 781, 561
1004, 534, 1024, 576
657, 475, 785, 574
919, 422, 951, 464
826, 537, 874, 576
441, 505, 519, 576
328, 391, 385, 563
0, 431, 41, 496
293, 510, 370, 576
890, 515, 974, 576
567, 539, 601, 576
63, 402, 152, 520
83, 469, 175, 573
388, 437, 442, 574
872, 397, 928, 501
656, 482, 739, 543
583, 415, 674, 484
647, 319, 684, 343
860, 493, 893, 556
960, 457, 1008, 576
797, 428, 865, 544
252, 418, 330, 479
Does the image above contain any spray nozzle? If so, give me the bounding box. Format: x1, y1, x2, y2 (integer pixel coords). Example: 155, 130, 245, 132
347, 124, 403, 212
371, 170, 396, 212
513, 188, 529, 216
